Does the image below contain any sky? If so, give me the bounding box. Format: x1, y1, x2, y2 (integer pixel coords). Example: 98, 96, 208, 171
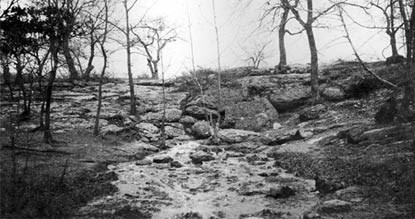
1, 0, 402, 79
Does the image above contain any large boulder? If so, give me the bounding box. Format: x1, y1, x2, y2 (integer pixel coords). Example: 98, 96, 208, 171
185, 105, 219, 120
135, 123, 160, 141
269, 85, 311, 112
223, 98, 278, 131
191, 121, 212, 139
164, 125, 186, 139
217, 129, 261, 144
141, 108, 182, 122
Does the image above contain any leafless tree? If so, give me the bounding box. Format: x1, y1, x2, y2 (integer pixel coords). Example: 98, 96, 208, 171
131, 18, 177, 79
242, 41, 270, 68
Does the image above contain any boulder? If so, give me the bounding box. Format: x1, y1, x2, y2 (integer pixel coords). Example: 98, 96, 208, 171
217, 129, 261, 144
298, 104, 327, 122
186, 95, 217, 109
261, 128, 302, 145
136, 123, 159, 135
269, 85, 311, 112
267, 186, 295, 199
101, 124, 124, 135
185, 105, 219, 120
322, 86, 345, 101
164, 126, 185, 138
223, 98, 278, 131
189, 151, 215, 165
164, 109, 183, 122
179, 116, 197, 125
153, 156, 174, 164
191, 121, 212, 139
318, 199, 352, 214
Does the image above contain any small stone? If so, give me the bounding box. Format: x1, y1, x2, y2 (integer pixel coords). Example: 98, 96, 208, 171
189, 151, 215, 165
318, 199, 352, 214
273, 122, 282, 129
170, 160, 183, 168
303, 211, 321, 219
267, 186, 295, 199
153, 156, 173, 164
135, 159, 152, 166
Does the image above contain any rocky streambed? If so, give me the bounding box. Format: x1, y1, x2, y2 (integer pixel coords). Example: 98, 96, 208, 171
77, 138, 320, 219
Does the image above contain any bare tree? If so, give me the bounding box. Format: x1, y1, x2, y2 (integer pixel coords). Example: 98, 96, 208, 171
94, 0, 109, 136
281, 0, 344, 104
242, 41, 270, 68
131, 18, 177, 79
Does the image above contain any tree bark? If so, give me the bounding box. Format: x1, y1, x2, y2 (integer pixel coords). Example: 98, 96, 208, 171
152, 61, 159, 79
305, 25, 319, 104
63, 38, 79, 81
124, 0, 137, 115
44, 42, 58, 143
84, 33, 95, 79
279, 8, 289, 66
390, 32, 399, 57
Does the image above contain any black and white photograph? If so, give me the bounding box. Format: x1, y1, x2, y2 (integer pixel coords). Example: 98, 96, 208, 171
0, 0, 414, 218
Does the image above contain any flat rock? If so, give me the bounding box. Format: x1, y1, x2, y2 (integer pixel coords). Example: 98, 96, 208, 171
218, 129, 261, 144
189, 151, 215, 165
267, 186, 296, 199
153, 156, 174, 164
318, 199, 352, 214
298, 104, 327, 122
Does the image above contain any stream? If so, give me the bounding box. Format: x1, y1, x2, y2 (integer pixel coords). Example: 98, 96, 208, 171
79, 138, 320, 219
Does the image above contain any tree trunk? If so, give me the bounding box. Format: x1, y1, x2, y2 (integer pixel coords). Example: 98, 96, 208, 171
63, 38, 79, 81
305, 25, 319, 104
1, 56, 14, 100
279, 8, 289, 66
390, 32, 399, 57
43, 42, 58, 143
15, 55, 29, 115
84, 35, 95, 79
94, 43, 107, 136
124, 0, 137, 115
152, 61, 159, 79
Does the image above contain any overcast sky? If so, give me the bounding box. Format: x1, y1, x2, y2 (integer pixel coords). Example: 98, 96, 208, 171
4, 0, 400, 78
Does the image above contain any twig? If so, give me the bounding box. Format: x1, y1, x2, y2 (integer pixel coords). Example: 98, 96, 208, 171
338, 7, 399, 90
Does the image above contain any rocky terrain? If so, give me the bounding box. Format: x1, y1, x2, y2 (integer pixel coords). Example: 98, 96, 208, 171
0, 62, 414, 218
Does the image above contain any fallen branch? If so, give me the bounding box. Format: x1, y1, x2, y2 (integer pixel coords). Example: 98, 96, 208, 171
1, 145, 72, 155
338, 7, 399, 90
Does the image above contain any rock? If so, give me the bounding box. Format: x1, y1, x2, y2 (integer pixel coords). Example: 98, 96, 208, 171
185, 105, 219, 120
135, 159, 152, 166
218, 129, 261, 144
223, 98, 278, 131
191, 121, 212, 139
298, 104, 327, 122
269, 85, 311, 112
322, 86, 345, 101
186, 95, 217, 109
174, 212, 203, 219
385, 55, 405, 65
153, 156, 174, 164
375, 97, 397, 124
299, 129, 313, 138
165, 126, 185, 138
189, 151, 215, 165
267, 186, 295, 199
170, 160, 183, 168
303, 211, 321, 219
179, 116, 197, 125
101, 124, 124, 135
164, 108, 183, 122
318, 199, 352, 214
273, 122, 282, 129
335, 186, 366, 201
337, 126, 366, 144
260, 128, 302, 145
136, 123, 159, 135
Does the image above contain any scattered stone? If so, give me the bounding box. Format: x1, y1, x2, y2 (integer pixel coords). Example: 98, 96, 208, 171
174, 212, 203, 219
267, 186, 295, 199
303, 211, 321, 219
318, 199, 352, 214
217, 129, 261, 144
273, 122, 282, 129
298, 104, 327, 122
153, 156, 173, 164
240, 209, 287, 219
191, 121, 212, 139
179, 116, 197, 125
170, 160, 183, 168
322, 86, 345, 101
189, 150, 215, 165
135, 159, 152, 166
